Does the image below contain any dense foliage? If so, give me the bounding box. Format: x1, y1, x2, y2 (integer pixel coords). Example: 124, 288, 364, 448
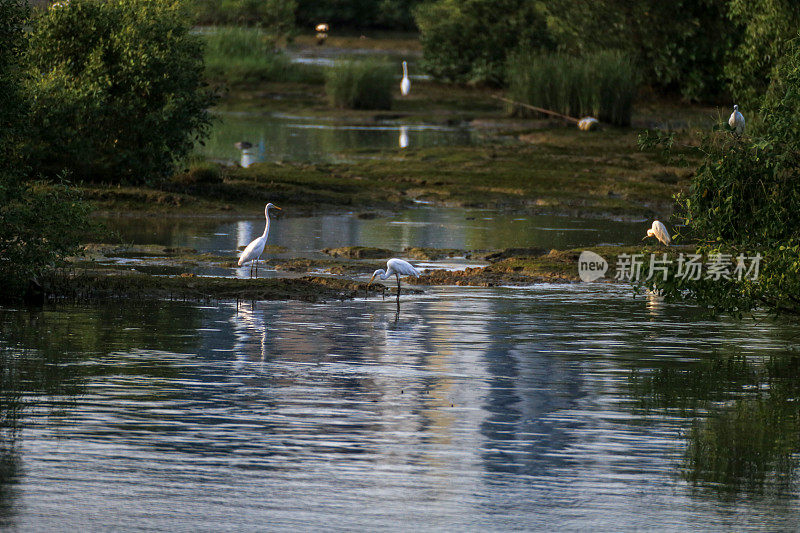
193, 0, 295, 36
325, 60, 394, 110
726, 0, 800, 108
415, 0, 553, 86
203, 27, 323, 85
0, 0, 92, 298
295, 0, 423, 31
25, 0, 216, 184
648, 38, 800, 317
507, 51, 636, 126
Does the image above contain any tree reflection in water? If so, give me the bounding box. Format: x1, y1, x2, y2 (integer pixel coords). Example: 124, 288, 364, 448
629, 350, 800, 496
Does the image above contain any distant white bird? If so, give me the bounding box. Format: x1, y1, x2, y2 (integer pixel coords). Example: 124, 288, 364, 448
368, 258, 420, 298
400, 61, 411, 96
315, 23, 329, 32
644, 220, 671, 246
398, 125, 409, 148
238, 203, 281, 278
729, 104, 745, 135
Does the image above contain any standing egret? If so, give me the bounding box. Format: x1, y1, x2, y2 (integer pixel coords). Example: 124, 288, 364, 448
643, 220, 671, 246
400, 61, 411, 96
238, 203, 281, 278
368, 258, 420, 299
729, 104, 745, 136
399, 125, 409, 148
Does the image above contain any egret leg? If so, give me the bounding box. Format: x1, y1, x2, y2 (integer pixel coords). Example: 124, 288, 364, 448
254, 258, 258, 278
249, 261, 254, 278
396, 273, 401, 301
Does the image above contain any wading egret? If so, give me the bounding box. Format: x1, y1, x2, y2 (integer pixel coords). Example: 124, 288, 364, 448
399, 125, 409, 148
644, 220, 671, 246
368, 258, 420, 299
729, 105, 745, 135
400, 61, 411, 96
238, 203, 281, 278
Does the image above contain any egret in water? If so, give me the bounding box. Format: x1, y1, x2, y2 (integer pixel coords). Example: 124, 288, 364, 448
643, 220, 671, 246
729, 104, 745, 136
400, 61, 411, 96
238, 203, 281, 278
368, 258, 420, 299
399, 125, 409, 148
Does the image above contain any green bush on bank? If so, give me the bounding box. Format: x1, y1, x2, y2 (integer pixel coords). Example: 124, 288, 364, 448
325, 60, 393, 110
648, 36, 800, 317
203, 27, 323, 85
193, 0, 296, 35
507, 51, 637, 126
0, 0, 93, 298
414, 0, 553, 86
25, 0, 216, 185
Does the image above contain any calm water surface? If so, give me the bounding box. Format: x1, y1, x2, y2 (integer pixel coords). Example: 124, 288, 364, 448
101, 208, 644, 257
1, 285, 799, 530
201, 113, 481, 164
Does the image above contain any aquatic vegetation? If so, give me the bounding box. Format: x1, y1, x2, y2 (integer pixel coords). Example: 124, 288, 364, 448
203, 27, 323, 85
325, 59, 394, 110
506, 51, 637, 126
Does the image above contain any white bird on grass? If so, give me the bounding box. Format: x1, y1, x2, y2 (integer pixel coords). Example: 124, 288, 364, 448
643, 220, 671, 246
729, 104, 745, 136
238, 203, 281, 278
400, 61, 411, 96
368, 258, 420, 299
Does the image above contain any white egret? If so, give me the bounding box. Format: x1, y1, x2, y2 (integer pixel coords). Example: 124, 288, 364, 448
399, 125, 409, 148
368, 258, 420, 298
643, 220, 671, 246
238, 203, 281, 277
729, 104, 745, 135
400, 61, 410, 96
315, 23, 329, 32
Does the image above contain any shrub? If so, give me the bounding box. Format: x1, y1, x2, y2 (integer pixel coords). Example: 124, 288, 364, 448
648, 38, 800, 317
193, 0, 295, 35
414, 0, 553, 86
325, 60, 393, 110
507, 51, 637, 127
203, 27, 323, 85
295, 0, 423, 31
24, 0, 217, 184
726, 0, 800, 109
544, 0, 733, 102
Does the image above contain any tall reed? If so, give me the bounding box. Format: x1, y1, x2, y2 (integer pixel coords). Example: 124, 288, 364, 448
203, 27, 323, 85
325, 59, 394, 110
507, 51, 637, 126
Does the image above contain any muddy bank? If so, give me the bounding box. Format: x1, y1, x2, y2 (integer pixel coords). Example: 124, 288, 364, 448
35, 269, 388, 303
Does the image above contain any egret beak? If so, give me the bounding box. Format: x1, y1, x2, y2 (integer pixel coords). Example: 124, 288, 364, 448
274, 206, 282, 210
367, 274, 376, 288
641, 235, 648, 241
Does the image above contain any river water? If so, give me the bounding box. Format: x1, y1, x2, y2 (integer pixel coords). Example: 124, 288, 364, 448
1, 210, 799, 530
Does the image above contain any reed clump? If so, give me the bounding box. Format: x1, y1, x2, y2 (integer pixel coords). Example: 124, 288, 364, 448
325, 59, 394, 110
507, 50, 637, 126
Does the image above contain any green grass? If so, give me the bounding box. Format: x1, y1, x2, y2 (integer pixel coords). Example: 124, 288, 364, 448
507, 50, 637, 126
202, 27, 323, 85
325, 59, 394, 110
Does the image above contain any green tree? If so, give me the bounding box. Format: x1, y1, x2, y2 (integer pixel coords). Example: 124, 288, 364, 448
547, 0, 734, 101
25, 0, 216, 184
1, 0, 93, 299
726, 0, 800, 108
649, 36, 800, 317
193, 0, 296, 35
415, 0, 554, 86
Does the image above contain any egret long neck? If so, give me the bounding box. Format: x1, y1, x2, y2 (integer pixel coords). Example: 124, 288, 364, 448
262, 210, 271, 237
403, 63, 408, 76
